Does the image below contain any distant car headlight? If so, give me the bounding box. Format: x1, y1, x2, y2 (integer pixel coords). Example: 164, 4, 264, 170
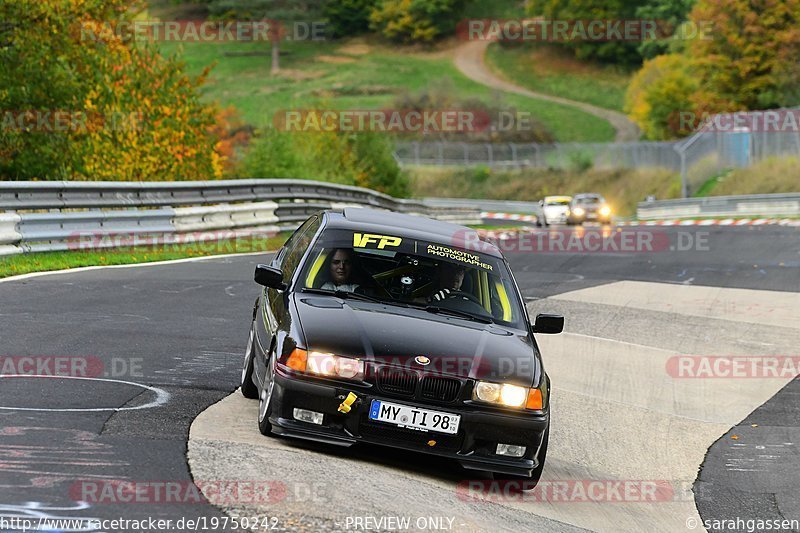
287, 349, 364, 380
473, 381, 543, 410
572, 207, 585, 217
599, 205, 611, 217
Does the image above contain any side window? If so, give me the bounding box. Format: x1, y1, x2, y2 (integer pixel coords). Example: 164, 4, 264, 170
276, 216, 318, 269
281, 217, 320, 283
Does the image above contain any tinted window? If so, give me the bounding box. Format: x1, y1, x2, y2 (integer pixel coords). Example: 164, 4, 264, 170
281, 216, 320, 282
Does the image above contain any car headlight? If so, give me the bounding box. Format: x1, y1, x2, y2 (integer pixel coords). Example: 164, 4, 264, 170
473, 381, 543, 410
572, 207, 585, 216
286, 349, 364, 380
599, 205, 611, 217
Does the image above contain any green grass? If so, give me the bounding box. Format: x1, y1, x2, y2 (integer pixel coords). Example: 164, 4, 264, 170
700, 157, 800, 196
0, 234, 290, 279
158, 36, 615, 142
692, 172, 730, 198
485, 42, 633, 112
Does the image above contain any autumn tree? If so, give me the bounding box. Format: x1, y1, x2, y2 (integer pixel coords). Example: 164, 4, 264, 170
625, 54, 696, 139
625, 0, 800, 139
0, 0, 222, 180
369, 0, 468, 44
687, 0, 800, 113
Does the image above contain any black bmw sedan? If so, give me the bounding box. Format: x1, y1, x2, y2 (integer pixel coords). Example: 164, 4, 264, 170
240, 208, 563, 487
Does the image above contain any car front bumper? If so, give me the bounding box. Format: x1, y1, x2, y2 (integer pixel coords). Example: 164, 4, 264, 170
568, 211, 610, 224
267, 369, 548, 476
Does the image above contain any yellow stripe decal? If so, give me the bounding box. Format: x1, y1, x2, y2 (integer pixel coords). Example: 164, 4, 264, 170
495, 281, 512, 321
305, 251, 327, 287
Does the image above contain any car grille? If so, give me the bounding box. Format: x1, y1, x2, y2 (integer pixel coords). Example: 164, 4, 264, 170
421, 376, 461, 402
376, 367, 417, 396
373, 365, 464, 403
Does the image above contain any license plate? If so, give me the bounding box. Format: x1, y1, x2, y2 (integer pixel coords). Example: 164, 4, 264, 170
586, 213, 597, 219
368, 400, 460, 435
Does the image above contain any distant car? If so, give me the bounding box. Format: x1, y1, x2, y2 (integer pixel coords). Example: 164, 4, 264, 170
241, 208, 563, 488
539, 196, 572, 225
566, 193, 612, 225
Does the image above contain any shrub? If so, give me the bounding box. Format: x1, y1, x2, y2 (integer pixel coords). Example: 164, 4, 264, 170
369, 0, 468, 44
241, 129, 410, 197
625, 54, 696, 140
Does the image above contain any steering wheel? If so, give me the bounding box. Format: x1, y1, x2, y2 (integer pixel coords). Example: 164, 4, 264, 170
433, 289, 483, 307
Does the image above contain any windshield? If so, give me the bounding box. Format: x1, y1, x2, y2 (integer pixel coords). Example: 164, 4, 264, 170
297, 228, 527, 328
545, 199, 571, 206
575, 196, 603, 205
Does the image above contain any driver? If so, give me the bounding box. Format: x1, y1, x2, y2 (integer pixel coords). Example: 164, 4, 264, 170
321, 248, 360, 293
429, 262, 466, 302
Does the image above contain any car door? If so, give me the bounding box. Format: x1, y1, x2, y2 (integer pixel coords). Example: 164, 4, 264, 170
255, 215, 320, 379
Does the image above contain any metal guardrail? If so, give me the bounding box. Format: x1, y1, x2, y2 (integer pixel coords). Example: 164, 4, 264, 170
422, 198, 544, 218
637, 193, 800, 220
0, 179, 429, 211
0, 180, 484, 256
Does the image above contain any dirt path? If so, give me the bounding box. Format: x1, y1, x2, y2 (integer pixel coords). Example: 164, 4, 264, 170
454, 40, 641, 142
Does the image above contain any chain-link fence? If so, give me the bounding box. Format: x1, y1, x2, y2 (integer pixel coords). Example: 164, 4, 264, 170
393, 141, 681, 171
395, 110, 800, 197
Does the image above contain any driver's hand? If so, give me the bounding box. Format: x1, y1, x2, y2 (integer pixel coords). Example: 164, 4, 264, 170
430, 288, 452, 302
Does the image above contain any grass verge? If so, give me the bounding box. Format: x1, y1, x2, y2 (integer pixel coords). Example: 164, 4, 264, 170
157, 36, 615, 142
699, 157, 800, 196
485, 42, 632, 112
0, 234, 291, 280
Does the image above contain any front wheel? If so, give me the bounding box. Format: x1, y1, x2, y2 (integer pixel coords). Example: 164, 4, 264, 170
240, 325, 258, 399
492, 424, 549, 491
257, 348, 277, 436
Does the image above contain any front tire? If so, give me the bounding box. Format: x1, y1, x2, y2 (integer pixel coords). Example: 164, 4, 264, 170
257, 347, 277, 436
240, 325, 259, 399
492, 424, 549, 491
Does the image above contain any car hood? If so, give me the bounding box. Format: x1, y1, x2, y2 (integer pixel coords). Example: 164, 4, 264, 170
544, 205, 569, 213
293, 296, 540, 387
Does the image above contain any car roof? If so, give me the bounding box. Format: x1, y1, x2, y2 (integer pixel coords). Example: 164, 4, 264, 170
321, 208, 504, 258
544, 195, 572, 202
573, 193, 604, 199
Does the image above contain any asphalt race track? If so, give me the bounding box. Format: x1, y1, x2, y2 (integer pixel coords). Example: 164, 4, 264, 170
0, 225, 798, 532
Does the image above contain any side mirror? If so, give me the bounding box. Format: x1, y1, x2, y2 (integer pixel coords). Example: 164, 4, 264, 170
532, 313, 564, 334
254, 264, 287, 290
538, 200, 544, 206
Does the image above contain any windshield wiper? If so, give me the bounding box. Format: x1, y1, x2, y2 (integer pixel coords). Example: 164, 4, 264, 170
300, 287, 384, 304
422, 305, 493, 324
